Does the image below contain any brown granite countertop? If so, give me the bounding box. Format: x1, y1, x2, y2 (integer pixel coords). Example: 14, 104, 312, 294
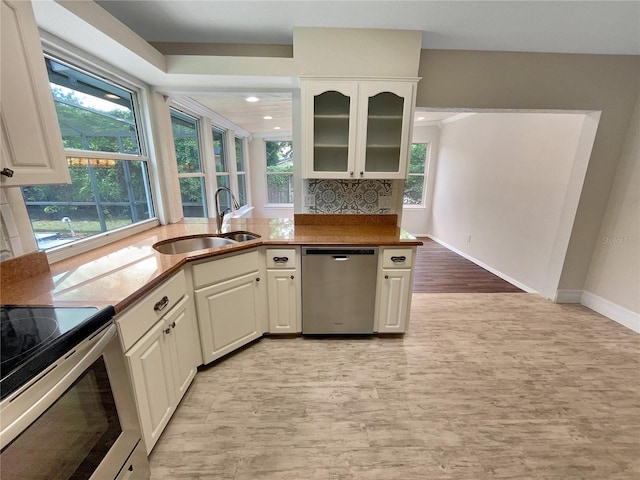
0, 216, 421, 313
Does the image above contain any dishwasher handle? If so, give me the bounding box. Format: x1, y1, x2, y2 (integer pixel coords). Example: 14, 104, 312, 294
333, 255, 349, 261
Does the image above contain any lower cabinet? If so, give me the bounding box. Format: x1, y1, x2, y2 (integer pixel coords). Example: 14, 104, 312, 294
376, 248, 415, 333
194, 251, 265, 364
266, 248, 300, 334
125, 295, 199, 454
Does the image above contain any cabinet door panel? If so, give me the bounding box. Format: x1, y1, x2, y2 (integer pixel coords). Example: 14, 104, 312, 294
126, 321, 174, 453
1, 0, 69, 186
377, 269, 411, 333
196, 272, 261, 363
166, 296, 200, 402
267, 270, 299, 334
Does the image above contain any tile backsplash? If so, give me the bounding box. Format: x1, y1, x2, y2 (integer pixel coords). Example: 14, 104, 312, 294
303, 179, 395, 214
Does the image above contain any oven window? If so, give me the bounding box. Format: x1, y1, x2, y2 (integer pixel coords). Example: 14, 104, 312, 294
0, 357, 122, 479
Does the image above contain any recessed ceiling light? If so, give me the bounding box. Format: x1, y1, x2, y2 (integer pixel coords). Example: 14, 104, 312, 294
105, 93, 120, 100
245, 96, 259, 103
263, 115, 273, 120
273, 126, 281, 130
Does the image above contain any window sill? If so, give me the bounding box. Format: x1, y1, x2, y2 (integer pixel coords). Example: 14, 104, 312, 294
264, 204, 294, 208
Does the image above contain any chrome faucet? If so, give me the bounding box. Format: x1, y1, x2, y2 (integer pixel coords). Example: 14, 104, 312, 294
214, 186, 240, 233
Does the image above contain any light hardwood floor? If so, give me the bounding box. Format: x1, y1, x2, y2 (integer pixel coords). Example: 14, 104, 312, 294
149, 293, 639, 479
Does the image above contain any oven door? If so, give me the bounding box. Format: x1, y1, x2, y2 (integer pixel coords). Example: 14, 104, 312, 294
0, 324, 149, 479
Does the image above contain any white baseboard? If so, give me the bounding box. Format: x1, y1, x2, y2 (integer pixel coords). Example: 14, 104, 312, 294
581, 291, 640, 333
427, 235, 536, 293
555, 290, 583, 303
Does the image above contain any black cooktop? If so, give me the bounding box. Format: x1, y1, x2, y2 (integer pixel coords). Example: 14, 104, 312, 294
0, 305, 115, 401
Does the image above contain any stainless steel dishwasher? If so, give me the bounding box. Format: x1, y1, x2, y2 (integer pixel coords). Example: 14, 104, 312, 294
301, 246, 378, 334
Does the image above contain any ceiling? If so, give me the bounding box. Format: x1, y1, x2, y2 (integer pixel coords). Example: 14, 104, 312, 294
93, 0, 639, 136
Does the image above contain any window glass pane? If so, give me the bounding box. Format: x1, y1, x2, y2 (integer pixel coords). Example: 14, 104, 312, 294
215, 175, 231, 211
237, 173, 247, 207
213, 128, 227, 172
409, 143, 427, 174
267, 174, 293, 204
171, 110, 202, 173
266, 141, 293, 204
179, 177, 207, 218
235, 137, 245, 171
46, 57, 141, 155
22, 159, 154, 250
403, 143, 428, 205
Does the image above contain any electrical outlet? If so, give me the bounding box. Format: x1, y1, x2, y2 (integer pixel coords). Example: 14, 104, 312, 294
304, 194, 316, 207
378, 196, 391, 209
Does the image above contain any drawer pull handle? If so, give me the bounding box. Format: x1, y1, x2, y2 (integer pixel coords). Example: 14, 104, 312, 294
154, 296, 169, 312
169, 321, 176, 329
390, 256, 406, 263
273, 256, 289, 263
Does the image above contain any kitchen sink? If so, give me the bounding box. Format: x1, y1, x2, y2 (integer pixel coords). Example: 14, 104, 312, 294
220, 232, 261, 242
153, 232, 261, 255
153, 235, 236, 255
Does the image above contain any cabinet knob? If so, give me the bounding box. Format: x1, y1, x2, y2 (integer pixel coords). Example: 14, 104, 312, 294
290, 275, 295, 280
170, 321, 176, 329
164, 327, 171, 335
385, 275, 389, 279
349, 171, 354, 177
256, 277, 260, 282
1, 168, 14, 178
360, 171, 364, 177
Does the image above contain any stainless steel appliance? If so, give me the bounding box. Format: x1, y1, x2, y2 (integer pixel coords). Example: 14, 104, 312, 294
0, 305, 150, 479
301, 246, 378, 334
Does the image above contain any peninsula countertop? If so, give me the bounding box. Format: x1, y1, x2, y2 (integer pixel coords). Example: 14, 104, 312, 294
0, 215, 421, 313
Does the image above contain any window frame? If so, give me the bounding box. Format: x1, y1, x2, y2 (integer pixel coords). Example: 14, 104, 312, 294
403, 142, 430, 208
235, 136, 249, 208
21, 51, 159, 263
264, 138, 294, 206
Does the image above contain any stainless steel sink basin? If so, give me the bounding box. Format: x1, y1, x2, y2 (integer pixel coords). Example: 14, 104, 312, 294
220, 232, 260, 242
154, 235, 236, 255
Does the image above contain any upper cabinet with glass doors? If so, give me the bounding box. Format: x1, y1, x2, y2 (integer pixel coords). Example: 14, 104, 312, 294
1, 0, 70, 186
302, 80, 416, 179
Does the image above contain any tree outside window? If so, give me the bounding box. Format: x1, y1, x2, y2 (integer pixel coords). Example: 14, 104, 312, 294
235, 136, 247, 207
266, 141, 293, 204
403, 143, 428, 206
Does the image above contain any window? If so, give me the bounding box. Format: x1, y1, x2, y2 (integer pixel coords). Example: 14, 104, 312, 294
235, 136, 247, 207
403, 143, 428, 206
212, 127, 232, 210
21, 57, 154, 251
265, 140, 293, 204
171, 109, 207, 217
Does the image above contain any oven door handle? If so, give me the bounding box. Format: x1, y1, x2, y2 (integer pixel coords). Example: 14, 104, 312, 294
0, 324, 117, 449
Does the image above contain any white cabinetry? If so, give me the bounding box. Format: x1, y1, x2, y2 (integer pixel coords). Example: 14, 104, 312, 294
116, 270, 201, 454
302, 80, 415, 179
194, 251, 265, 364
266, 248, 300, 334
1, 0, 69, 186
375, 248, 415, 333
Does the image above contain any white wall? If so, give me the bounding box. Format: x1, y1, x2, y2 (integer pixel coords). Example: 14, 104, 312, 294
429, 112, 586, 293
582, 96, 640, 331
401, 124, 440, 235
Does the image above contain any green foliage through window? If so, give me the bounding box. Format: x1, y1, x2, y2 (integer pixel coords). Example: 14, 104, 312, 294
266, 141, 293, 204
403, 143, 428, 205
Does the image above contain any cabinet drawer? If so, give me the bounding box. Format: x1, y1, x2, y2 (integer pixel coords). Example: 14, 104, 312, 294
193, 250, 259, 288
266, 248, 297, 269
381, 248, 413, 269
116, 270, 187, 352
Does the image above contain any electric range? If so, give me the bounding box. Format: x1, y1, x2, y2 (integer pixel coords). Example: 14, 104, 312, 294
0, 304, 115, 401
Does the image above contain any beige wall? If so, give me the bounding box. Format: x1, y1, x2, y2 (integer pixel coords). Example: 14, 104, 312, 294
416, 50, 640, 293
584, 95, 640, 315
429, 112, 586, 293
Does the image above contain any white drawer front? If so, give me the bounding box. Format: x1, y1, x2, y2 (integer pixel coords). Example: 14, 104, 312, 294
116, 270, 187, 352
193, 250, 260, 288
381, 248, 414, 269
266, 248, 297, 269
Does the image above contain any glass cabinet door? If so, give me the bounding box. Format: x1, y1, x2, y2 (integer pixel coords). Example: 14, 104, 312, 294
303, 82, 358, 178
358, 82, 414, 178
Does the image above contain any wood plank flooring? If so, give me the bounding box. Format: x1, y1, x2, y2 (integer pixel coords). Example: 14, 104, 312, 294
149, 294, 640, 479
413, 237, 524, 293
